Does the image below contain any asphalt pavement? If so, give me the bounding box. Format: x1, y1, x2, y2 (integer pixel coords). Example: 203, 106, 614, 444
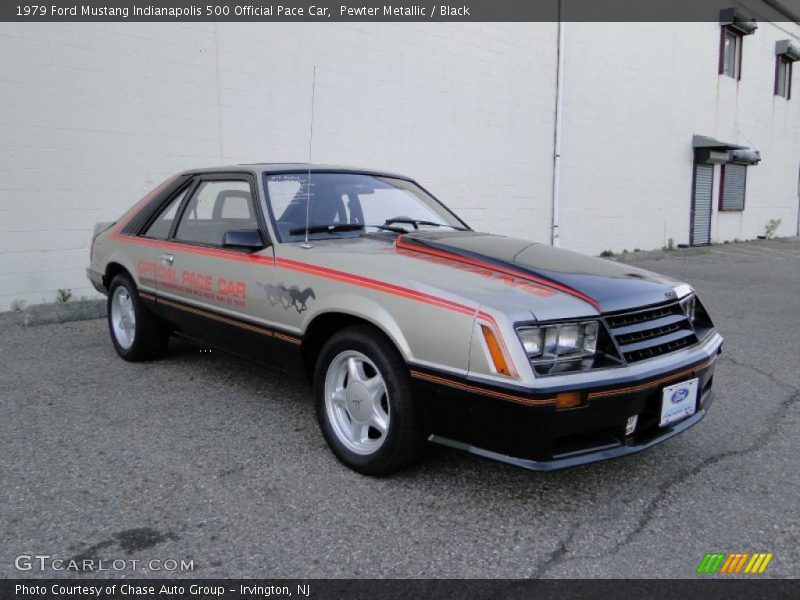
1, 238, 798, 579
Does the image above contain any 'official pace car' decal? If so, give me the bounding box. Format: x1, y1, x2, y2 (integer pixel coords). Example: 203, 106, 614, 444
258, 282, 316, 313
136, 260, 247, 308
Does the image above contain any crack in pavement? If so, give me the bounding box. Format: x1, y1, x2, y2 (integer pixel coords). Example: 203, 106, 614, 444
537, 380, 800, 576
720, 354, 798, 391
598, 389, 799, 560
530, 524, 578, 578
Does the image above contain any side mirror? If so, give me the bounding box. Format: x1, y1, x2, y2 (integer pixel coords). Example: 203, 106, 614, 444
223, 229, 266, 251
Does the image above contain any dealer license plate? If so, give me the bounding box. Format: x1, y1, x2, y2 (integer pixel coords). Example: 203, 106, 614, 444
660, 378, 699, 427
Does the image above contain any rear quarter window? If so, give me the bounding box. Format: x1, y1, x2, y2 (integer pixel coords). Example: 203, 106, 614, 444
143, 188, 188, 239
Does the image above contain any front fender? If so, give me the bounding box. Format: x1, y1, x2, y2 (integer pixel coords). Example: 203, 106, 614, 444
301, 292, 415, 362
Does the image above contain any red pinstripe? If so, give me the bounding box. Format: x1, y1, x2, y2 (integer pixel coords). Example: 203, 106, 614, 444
109, 233, 275, 265
274, 257, 475, 315
410, 371, 553, 406
109, 233, 520, 378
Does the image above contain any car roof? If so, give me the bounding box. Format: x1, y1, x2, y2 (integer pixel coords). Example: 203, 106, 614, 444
180, 163, 412, 179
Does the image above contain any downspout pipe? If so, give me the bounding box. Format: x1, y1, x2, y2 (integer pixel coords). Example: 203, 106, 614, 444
551, 2, 565, 247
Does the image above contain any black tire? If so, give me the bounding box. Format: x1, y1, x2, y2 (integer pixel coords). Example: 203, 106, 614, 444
314, 325, 427, 475
107, 273, 170, 361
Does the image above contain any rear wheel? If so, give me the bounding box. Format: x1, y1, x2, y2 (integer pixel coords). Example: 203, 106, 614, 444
107, 273, 169, 361
314, 325, 427, 475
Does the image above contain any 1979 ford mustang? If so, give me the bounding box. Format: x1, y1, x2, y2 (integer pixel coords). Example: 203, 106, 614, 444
87, 164, 723, 475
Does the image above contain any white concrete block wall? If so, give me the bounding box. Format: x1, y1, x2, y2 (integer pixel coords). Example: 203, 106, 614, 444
559, 20, 799, 255
0, 22, 225, 309
0, 18, 798, 311
712, 20, 800, 243
0, 22, 556, 311
212, 22, 557, 241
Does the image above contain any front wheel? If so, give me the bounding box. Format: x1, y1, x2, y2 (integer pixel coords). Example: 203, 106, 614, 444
314, 325, 427, 475
107, 273, 170, 361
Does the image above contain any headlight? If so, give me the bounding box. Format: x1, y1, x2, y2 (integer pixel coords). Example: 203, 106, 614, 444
516, 321, 621, 376
518, 321, 599, 362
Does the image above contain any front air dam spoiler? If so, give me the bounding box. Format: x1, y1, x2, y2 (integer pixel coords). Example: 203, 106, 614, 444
429, 390, 714, 472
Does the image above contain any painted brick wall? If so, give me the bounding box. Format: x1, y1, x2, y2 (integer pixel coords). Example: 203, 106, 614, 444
558, 21, 800, 255
0, 22, 556, 310
1, 19, 798, 311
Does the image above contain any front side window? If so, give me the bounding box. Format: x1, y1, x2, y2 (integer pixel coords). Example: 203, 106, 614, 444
174, 180, 258, 246
776, 56, 792, 99
264, 172, 467, 242
720, 28, 742, 79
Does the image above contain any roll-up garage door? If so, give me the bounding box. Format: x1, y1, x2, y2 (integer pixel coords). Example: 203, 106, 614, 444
691, 163, 713, 246
720, 164, 747, 211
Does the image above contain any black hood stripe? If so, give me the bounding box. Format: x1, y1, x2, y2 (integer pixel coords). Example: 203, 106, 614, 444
396, 235, 601, 310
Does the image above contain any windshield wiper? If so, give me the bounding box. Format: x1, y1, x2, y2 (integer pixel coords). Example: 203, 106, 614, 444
289, 224, 364, 235
384, 218, 465, 230
369, 224, 408, 234
289, 223, 407, 235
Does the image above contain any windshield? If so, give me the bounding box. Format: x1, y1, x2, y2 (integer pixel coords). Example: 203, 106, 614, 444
264, 172, 467, 242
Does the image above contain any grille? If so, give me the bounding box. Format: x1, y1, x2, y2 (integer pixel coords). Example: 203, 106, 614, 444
606, 301, 698, 364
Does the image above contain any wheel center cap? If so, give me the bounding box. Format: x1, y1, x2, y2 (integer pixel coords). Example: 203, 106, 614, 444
346, 382, 371, 423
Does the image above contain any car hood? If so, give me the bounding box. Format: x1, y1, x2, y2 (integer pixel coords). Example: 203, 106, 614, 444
396, 231, 681, 313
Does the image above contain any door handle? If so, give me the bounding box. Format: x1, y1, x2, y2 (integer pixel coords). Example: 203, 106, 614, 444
160, 254, 175, 264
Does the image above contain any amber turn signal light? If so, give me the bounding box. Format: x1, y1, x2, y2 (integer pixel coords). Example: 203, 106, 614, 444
481, 325, 511, 376
555, 391, 583, 409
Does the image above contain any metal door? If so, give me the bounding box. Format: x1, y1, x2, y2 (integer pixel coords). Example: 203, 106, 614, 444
691, 163, 713, 246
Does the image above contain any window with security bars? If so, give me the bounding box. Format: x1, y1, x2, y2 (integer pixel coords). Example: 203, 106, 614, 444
719, 164, 747, 211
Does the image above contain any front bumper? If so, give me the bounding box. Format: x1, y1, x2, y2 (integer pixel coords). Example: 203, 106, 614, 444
413, 338, 721, 471
430, 388, 713, 471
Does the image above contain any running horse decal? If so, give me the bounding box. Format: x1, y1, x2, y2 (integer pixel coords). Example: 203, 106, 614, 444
258, 283, 316, 313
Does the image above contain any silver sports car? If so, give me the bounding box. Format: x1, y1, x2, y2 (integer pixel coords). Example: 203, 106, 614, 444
88, 165, 723, 475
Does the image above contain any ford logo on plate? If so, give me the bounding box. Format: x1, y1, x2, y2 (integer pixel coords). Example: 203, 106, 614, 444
671, 388, 690, 404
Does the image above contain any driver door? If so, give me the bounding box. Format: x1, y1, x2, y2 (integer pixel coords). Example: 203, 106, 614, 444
155, 174, 277, 356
